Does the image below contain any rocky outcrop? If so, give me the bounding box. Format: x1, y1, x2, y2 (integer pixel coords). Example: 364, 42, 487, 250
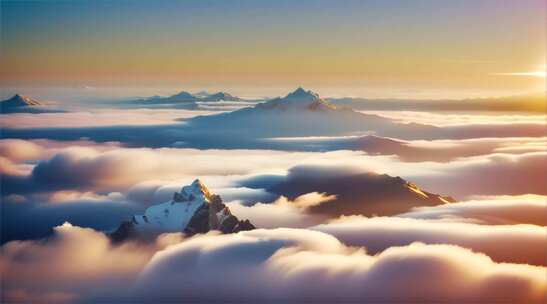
184, 193, 255, 235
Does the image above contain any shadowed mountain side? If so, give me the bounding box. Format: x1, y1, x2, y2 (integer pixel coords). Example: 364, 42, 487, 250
241, 166, 455, 217
1, 94, 66, 114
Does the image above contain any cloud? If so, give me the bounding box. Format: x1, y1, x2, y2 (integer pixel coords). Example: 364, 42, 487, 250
226, 192, 335, 228
0, 223, 171, 303
2, 224, 546, 303
313, 216, 547, 266
493, 71, 546, 78
266, 135, 547, 162
412, 152, 547, 197
357, 111, 546, 127
0, 108, 214, 129
2, 105, 545, 151
0, 139, 44, 161
401, 195, 547, 226
1, 140, 544, 245
135, 228, 546, 303
1, 146, 314, 195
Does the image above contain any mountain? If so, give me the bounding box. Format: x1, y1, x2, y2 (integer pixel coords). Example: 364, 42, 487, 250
166, 91, 196, 101
194, 91, 210, 98
110, 179, 255, 242
201, 92, 241, 102
243, 169, 456, 217
130, 90, 243, 106
2, 94, 41, 107
1, 94, 64, 114
186, 87, 441, 141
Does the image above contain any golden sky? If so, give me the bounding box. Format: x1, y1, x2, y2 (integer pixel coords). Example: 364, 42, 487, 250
0, 0, 545, 98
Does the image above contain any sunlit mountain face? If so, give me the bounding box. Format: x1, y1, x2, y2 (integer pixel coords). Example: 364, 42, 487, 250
1, 1, 545, 303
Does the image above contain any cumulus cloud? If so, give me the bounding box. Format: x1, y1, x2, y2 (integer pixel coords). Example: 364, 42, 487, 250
401, 194, 547, 226
0, 223, 166, 303
3, 138, 544, 199
1, 145, 330, 195
135, 228, 546, 303
0, 139, 44, 161
412, 152, 547, 197
227, 192, 335, 228
313, 216, 547, 266
1, 139, 544, 246
2, 224, 546, 303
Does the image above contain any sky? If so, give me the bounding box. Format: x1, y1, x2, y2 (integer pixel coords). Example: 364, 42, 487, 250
1, 2, 546, 301
0, 0, 545, 98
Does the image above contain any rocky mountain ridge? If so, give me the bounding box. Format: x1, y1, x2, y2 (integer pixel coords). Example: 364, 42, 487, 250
110, 179, 254, 242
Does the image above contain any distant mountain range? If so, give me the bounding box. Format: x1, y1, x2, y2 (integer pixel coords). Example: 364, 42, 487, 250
2, 88, 544, 149
0, 94, 65, 114
186, 87, 441, 141
131, 90, 243, 105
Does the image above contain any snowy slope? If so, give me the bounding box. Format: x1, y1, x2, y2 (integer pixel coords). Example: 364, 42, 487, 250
118, 179, 254, 238
133, 179, 210, 232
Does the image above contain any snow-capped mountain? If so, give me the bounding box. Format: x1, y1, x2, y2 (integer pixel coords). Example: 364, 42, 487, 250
255, 87, 336, 111
110, 179, 254, 241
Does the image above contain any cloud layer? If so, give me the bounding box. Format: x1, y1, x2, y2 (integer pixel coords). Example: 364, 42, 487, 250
136, 228, 545, 303
401, 195, 547, 226
313, 216, 547, 266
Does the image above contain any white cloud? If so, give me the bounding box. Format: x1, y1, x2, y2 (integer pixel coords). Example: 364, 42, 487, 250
227, 192, 335, 228
313, 215, 547, 266
136, 228, 546, 303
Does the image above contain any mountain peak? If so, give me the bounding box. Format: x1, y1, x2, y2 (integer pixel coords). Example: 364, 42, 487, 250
110, 179, 255, 241
202, 91, 240, 101
255, 88, 336, 111
189, 178, 211, 198
286, 87, 319, 99
2, 94, 41, 107
170, 91, 195, 99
